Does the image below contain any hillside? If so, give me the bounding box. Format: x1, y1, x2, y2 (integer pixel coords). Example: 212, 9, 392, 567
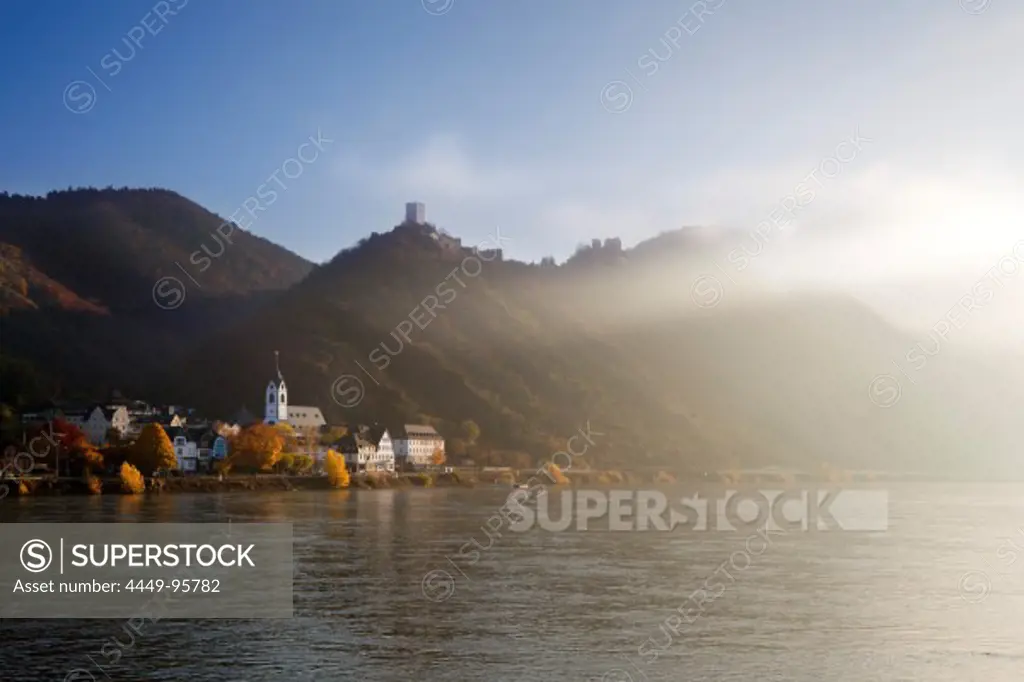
0, 242, 108, 315
0, 188, 313, 311
0, 188, 315, 404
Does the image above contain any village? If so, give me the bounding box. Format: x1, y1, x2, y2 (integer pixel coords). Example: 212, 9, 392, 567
8, 351, 448, 480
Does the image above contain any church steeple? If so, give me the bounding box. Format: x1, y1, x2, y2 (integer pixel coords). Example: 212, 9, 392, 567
264, 350, 288, 424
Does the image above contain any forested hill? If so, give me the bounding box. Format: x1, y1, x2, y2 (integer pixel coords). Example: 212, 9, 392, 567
0, 188, 314, 404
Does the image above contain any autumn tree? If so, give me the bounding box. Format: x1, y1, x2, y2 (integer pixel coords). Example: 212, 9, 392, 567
52, 418, 88, 450
543, 462, 569, 485
431, 448, 446, 467
229, 424, 283, 472
325, 449, 349, 488
290, 454, 314, 474
274, 422, 298, 452
37, 419, 97, 475
128, 424, 177, 475
120, 462, 145, 494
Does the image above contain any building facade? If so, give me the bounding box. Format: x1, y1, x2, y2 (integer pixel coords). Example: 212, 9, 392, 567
393, 424, 445, 468
171, 431, 199, 473
335, 432, 376, 472
64, 405, 131, 445
366, 426, 395, 472
287, 406, 326, 430
335, 426, 396, 473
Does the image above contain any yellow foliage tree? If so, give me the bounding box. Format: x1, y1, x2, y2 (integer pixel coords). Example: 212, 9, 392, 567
544, 462, 569, 485
120, 462, 145, 494
229, 424, 283, 472
274, 422, 298, 452
129, 424, 176, 475
325, 449, 349, 488
431, 448, 446, 467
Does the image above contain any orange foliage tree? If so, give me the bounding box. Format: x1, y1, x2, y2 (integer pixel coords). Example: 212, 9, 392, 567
74, 444, 104, 475
128, 424, 177, 475
52, 418, 88, 452
229, 424, 283, 472
44, 419, 104, 475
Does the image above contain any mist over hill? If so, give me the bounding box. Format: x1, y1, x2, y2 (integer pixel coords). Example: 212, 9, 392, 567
0, 188, 1018, 478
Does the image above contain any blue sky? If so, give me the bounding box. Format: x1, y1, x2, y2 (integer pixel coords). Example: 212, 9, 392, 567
1, 0, 1021, 273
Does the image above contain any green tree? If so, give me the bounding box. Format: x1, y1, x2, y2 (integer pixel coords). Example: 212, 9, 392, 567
128, 424, 176, 475
320, 426, 348, 445
460, 420, 480, 445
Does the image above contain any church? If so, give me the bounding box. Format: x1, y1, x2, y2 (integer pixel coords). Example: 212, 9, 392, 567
264, 351, 327, 429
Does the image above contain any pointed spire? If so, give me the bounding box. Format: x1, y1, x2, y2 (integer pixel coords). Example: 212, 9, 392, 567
274, 350, 284, 383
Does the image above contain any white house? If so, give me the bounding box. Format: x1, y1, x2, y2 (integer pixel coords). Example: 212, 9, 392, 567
393, 424, 444, 468
64, 405, 131, 445
336, 432, 376, 472
335, 426, 394, 473
173, 437, 198, 473
365, 426, 395, 473
168, 427, 198, 473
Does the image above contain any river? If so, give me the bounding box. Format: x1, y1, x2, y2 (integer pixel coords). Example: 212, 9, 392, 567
1, 483, 1022, 680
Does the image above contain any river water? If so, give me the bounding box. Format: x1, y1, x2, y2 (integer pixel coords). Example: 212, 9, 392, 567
1, 483, 1022, 681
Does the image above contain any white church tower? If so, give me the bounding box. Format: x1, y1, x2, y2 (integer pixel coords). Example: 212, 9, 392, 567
264, 350, 288, 424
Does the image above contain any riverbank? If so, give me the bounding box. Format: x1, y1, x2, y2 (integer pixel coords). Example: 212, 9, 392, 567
3, 471, 476, 497
2, 466, 916, 498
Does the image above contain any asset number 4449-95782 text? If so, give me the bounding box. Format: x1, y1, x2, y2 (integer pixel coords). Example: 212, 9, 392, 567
125, 578, 220, 593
